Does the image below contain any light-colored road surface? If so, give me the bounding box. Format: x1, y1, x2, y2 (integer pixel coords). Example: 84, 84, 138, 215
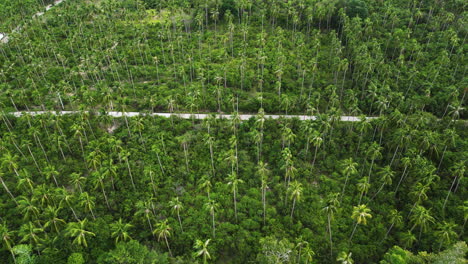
8, 111, 375, 122
1, 0, 65, 43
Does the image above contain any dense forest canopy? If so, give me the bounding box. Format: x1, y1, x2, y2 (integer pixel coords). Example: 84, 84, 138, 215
0, 0, 466, 263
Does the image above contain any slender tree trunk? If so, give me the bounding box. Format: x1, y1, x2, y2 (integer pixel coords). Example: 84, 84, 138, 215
0, 176, 18, 205
327, 214, 333, 258
290, 198, 296, 219
177, 211, 183, 232
164, 235, 173, 257
349, 222, 358, 241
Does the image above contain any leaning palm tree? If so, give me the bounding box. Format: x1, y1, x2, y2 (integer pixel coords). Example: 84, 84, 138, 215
153, 220, 173, 257
169, 197, 184, 232
349, 204, 372, 242
110, 218, 133, 244
65, 219, 96, 248
257, 161, 270, 225
194, 239, 211, 264
288, 181, 303, 220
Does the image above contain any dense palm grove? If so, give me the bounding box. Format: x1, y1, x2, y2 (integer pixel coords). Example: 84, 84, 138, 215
0, 0, 467, 263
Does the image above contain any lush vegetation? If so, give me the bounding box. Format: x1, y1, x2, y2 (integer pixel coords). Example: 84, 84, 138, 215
0, 0, 466, 263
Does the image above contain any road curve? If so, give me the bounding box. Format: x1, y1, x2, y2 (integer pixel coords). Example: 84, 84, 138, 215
7, 111, 376, 122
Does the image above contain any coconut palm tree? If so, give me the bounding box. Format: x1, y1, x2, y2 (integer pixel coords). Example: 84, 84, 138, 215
357, 177, 370, 205
194, 239, 211, 264
410, 205, 435, 240
169, 197, 184, 232
435, 221, 457, 251
66, 219, 95, 248
110, 218, 133, 244
349, 204, 372, 242
322, 193, 340, 258
382, 209, 403, 242
371, 166, 395, 199
204, 199, 219, 238
443, 161, 466, 211
227, 172, 244, 222
257, 161, 270, 225
154, 219, 172, 257
340, 158, 358, 200
288, 181, 303, 220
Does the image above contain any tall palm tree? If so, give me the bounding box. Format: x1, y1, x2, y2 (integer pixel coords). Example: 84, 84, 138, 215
204, 199, 219, 238
43, 205, 66, 233
382, 209, 402, 242
110, 218, 133, 244
198, 176, 212, 198
310, 131, 323, 167
349, 204, 372, 241
227, 172, 244, 222
322, 193, 340, 258
371, 166, 395, 199
169, 197, 184, 232
66, 219, 95, 248
154, 220, 172, 257
443, 161, 466, 211
257, 161, 270, 225
366, 142, 382, 182
357, 177, 370, 205
288, 181, 303, 220
340, 158, 358, 200
194, 239, 211, 264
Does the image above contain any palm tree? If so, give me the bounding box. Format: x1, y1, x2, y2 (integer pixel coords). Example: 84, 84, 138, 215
66, 219, 95, 248
400, 231, 416, 249
310, 131, 323, 167
349, 204, 372, 241
435, 221, 457, 251
135, 201, 155, 234
410, 205, 435, 240
366, 142, 382, 182
70, 172, 85, 194
79, 192, 96, 220
357, 177, 370, 205
337, 251, 353, 264
395, 156, 411, 193
340, 158, 358, 200
204, 134, 216, 177
257, 161, 270, 225
154, 220, 172, 257
19, 222, 43, 248
204, 199, 219, 238
227, 172, 244, 222
110, 218, 133, 244
382, 209, 403, 242
43, 205, 66, 233
443, 161, 466, 211
1, 152, 20, 177
0, 221, 16, 263
169, 197, 184, 232
371, 166, 395, 199
288, 181, 303, 220
194, 239, 211, 264
322, 193, 340, 258
198, 176, 212, 198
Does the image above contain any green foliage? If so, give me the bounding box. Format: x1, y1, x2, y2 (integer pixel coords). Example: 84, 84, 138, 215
98, 240, 169, 264
67, 253, 85, 264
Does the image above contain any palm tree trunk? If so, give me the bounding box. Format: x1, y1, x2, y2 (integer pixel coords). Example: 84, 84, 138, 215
394, 166, 408, 193
349, 222, 358, 241
290, 198, 296, 219
327, 214, 333, 258
312, 145, 318, 167
0, 176, 18, 205
212, 212, 216, 238
234, 189, 238, 222
164, 235, 173, 257
442, 176, 458, 211
177, 211, 183, 232
126, 159, 136, 190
